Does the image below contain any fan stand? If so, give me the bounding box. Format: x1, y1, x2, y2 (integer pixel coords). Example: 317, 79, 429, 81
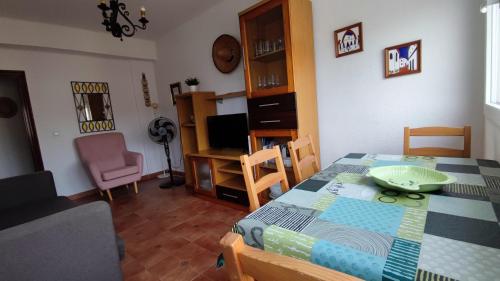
159, 139, 185, 189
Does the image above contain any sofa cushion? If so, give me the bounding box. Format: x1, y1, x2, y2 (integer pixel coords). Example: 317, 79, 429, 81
102, 166, 139, 181
0, 201, 123, 281
0, 171, 57, 211
0, 197, 76, 231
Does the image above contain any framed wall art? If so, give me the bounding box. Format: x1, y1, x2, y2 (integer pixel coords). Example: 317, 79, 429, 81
384, 40, 422, 78
71, 81, 115, 134
169, 82, 182, 105
334, 22, 363, 58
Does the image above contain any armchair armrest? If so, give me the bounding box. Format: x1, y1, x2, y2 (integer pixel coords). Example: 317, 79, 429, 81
86, 162, 104, 186
124, 151, 143, 174
0, 171, 57, 211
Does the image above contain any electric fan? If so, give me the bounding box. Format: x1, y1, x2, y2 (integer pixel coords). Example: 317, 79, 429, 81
148, 117, 185, 188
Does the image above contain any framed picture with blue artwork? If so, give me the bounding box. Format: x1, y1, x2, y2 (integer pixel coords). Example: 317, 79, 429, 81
334, 22, 363, 58
384, 40, 422, 78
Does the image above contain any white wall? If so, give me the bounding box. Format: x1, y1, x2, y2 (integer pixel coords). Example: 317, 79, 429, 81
156, 0, 486, 167
155, 0, 257, 170
0, 77, 35, 178
0, 17, 157, 60
0, 45, 165, 196
313, 0, 485, 166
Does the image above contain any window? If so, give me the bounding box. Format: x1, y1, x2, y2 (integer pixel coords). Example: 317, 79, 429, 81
485, 1, 500, 107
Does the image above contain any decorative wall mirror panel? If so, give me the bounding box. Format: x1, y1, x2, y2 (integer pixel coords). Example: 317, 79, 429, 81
71, 81, 115, 134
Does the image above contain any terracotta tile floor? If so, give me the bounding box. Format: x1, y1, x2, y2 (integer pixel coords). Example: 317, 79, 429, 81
77, 179, 248, 281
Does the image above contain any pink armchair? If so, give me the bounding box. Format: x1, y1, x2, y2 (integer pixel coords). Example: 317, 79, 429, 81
75, 132, 143, 201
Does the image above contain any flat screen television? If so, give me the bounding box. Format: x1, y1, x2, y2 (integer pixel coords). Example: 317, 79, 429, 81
207, 113, 249, 151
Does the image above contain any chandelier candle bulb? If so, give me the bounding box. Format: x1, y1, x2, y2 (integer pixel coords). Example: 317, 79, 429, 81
140, 7, 146, 18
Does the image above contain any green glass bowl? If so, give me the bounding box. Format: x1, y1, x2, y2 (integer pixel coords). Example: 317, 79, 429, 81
366, 165, 456, 192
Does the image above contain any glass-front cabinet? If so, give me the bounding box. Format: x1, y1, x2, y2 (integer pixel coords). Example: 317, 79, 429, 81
240, 0, 293, 98
191, 157, 215, 196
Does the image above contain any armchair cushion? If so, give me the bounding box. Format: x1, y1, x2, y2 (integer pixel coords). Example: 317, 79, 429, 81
102, 165, 139, 181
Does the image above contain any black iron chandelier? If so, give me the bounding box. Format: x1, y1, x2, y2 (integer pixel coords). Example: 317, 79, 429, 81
98, 0, 149, 40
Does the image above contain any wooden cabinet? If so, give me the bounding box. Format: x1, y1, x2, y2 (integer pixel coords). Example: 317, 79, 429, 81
240, 0, 320, 164
240, 0, 293, 98
175, 92, 217, 187
189, 149, 249, 208
247, 93, 297, 130
191, 157, 215, 196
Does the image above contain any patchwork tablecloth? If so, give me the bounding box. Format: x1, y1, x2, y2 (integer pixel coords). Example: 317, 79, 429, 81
233, 154, 500, 281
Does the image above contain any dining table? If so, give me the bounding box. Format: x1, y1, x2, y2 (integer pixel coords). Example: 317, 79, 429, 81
233, 153, 500, 281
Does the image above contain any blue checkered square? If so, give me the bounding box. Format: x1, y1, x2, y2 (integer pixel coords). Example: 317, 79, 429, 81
319, 197, 405, 236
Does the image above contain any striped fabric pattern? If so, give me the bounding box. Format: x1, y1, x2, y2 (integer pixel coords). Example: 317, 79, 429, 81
414, 269, 457, 281
484, 175, 500, 190
443, 183, 490, 197
263, 225, 317, 261
382, 238, 421, 281
247, 205, 315, 232
397, 208, 427, 242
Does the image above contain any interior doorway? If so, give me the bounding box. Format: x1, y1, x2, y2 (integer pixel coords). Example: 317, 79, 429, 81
0, 70, 43, 178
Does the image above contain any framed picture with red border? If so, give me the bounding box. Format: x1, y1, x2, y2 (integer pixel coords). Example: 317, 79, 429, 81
334, 22, 363, 58
384, 40, 422, 78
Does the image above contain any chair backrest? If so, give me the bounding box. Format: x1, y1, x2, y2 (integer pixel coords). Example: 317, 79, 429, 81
74, 132, 127, 170
403, 126, 471, 158
240, 146, 289, 211
220, 232, 360, 281
287, 134, 320, 183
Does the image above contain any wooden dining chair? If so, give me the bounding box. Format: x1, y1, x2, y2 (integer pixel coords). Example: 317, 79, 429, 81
240, 146, 289, 212
403, 126, 471, 158
287, 134, 320, 183
220, 232, 360, 281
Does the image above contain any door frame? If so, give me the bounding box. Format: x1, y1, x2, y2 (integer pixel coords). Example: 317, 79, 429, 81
0, 70, 44, 171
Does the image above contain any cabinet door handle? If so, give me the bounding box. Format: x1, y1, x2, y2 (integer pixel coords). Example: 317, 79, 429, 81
260, 120, 281, 124
258, 102, 280, 108
222, 193, 239, 199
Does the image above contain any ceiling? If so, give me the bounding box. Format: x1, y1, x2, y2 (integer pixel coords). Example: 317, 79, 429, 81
0, 0, 225, 40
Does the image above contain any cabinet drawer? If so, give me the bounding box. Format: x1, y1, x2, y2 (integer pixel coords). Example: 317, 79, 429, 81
216, 186, 249, 206
249, 111, 297, 130
247, 93, 296, 114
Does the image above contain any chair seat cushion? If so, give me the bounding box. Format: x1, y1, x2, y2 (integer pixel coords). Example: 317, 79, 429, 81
102, 165, 139, 181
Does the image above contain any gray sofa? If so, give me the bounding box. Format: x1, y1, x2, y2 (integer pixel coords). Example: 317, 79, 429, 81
0, 172, 123, 281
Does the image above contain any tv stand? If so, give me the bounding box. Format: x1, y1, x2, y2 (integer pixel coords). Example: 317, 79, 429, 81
188, 149, 249, 208
175, 91, 250, 208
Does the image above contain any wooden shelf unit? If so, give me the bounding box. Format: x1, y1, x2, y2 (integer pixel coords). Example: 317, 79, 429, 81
249, 129, 298, 186
176, 92, 217, 187
181, 122, 196, 128
219, 162, 244, 175
240, 0, 320, 167
252, 49, 286, 62
206, 91, 246, 101
187, 149, 249, 207
175, 92, 250, 207
218, 177, 246, 191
